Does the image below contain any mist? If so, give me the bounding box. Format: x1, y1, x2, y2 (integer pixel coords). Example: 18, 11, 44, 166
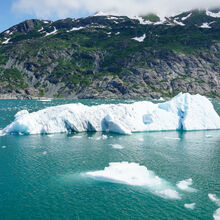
12, 0, 220, 19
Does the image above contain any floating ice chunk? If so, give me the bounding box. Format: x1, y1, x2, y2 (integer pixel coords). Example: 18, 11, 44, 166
88, 134, 107, 140
208, 194, 220, 206
184, 203, 196, 210
38, 99, 52, 102
132, 34, 146, 42
206, 135, 213, 138
102, 135, 108, 139
164, 137, 181, 140
3, 93, 220, 135
214, 208, 220, 220
111, 144, 124, 149
177, 178, 196, 192
42, 151, 47, 155
71, 135, 83, 139
1, 146, 7, 149
47, 134, 55, 137
157, 189, 181, 200
85, 162, 181, 199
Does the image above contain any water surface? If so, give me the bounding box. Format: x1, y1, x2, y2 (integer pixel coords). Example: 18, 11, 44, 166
0, 99, 220, 220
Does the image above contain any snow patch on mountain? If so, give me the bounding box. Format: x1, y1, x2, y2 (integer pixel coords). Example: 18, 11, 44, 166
132, 34, 146, 42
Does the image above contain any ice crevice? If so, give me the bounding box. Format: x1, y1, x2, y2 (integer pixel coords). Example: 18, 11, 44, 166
2, 93, 220, 135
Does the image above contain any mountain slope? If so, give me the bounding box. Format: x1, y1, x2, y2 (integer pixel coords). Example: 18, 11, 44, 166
0, 9, 220, 99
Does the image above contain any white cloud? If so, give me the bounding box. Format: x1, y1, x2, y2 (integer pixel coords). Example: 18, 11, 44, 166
12, 0, 220, 19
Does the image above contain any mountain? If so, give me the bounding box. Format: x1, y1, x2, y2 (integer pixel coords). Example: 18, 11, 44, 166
0, 9, 220, 99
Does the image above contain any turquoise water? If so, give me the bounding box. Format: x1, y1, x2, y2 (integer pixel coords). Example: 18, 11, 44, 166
0, 99, 220, 220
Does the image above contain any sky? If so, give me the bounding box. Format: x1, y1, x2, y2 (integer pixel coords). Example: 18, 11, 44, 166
1, 0, 220, 33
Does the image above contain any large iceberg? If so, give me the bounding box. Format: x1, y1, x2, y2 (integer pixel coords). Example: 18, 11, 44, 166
2, 93, 220, 135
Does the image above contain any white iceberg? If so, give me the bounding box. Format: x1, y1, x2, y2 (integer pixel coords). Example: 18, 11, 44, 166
176, 178, 196, 192
85, 162, 181, 199
208, 194, 220, 206
184, 203, 196, 210
2, 93, 220, 135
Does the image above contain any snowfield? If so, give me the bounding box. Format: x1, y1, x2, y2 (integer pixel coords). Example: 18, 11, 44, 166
2, 93, 220, 135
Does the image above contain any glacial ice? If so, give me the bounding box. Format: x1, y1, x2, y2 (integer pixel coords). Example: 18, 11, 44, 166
111, 144, 124, 149
184, 203, 196, 210
214, 208, 220, 220
208, 194, 220, 206
2, 93, 220, 135
176, 178, 196, 192
85, 162, 181, 199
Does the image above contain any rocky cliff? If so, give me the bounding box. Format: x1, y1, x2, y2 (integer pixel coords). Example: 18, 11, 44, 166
0, 9, 220, 99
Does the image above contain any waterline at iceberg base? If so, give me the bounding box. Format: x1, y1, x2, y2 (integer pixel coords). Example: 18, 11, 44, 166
2, 93, 220, 135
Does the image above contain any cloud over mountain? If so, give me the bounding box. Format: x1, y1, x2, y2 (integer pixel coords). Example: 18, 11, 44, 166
13, 0, 220, 19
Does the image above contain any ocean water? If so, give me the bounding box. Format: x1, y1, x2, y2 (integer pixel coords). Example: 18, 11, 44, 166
0, 99, 220, 220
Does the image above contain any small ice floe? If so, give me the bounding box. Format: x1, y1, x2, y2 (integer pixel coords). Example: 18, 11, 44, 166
205, 135, 213, 138
85, 162, 181, 200
164, 137, 181, 140
157, 189, 181, 200
89, 135, 107, 140
213, 208, 220, 220
1, 146, 7, 149
184, 203, 196, 210
71, 135, 83, 139
102, 135, 108, 139
208, 194, 220, 206
47, 134, 55, 137
176, 178, 196, 192
111, 144, 124, 149
38, 99, 52, 102
132, 34, 146, 42
42, 151, 47, 155
115, 32, 120, 35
